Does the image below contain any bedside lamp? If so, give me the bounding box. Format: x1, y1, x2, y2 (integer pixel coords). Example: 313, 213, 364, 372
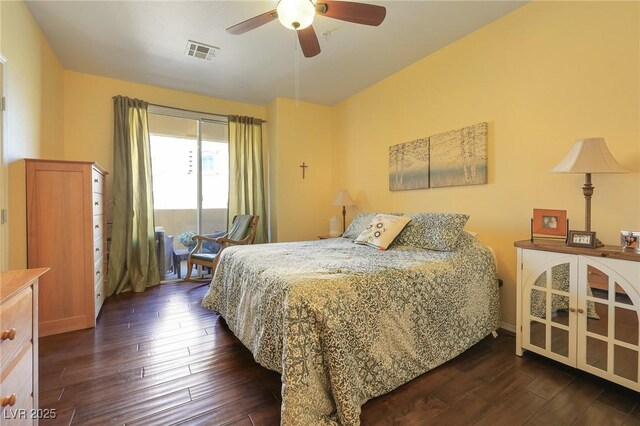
551, 137, 626, 245
333, 190, 355, 233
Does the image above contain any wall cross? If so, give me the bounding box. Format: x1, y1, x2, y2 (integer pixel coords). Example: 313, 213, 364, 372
299, 162, 308, 179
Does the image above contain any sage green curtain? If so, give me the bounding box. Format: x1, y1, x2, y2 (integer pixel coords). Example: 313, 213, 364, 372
228, 116, 268, 243
108, 96, 160, 295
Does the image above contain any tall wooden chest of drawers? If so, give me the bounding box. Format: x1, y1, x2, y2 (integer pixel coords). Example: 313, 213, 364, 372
1, 268, 48, 424
26, 160, 108, 336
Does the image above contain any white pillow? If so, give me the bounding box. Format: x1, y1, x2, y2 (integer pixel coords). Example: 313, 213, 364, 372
354, 214, 411, 250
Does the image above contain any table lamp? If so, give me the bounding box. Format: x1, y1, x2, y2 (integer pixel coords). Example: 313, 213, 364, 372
333, 190, 355, 233
551, 137, 626, 246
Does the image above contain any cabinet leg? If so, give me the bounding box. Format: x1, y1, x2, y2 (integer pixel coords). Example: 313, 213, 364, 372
516, 326, 523, 356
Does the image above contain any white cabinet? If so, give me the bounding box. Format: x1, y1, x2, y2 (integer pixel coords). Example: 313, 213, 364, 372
516, 240, 640, 392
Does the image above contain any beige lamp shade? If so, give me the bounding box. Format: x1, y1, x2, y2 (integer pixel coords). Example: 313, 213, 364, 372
550, 137, 626, 237
551, 137, 626, 174
333, 190, 355, 207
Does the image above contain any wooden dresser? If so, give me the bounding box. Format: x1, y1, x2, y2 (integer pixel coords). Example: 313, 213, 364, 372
1, 268, 48, 424
25, 160, 108, 337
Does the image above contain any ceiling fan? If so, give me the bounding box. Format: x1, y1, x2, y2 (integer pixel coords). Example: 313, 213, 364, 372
226, 0, 386, 58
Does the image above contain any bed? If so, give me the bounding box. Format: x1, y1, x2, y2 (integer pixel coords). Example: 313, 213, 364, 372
201, 219, 500, 425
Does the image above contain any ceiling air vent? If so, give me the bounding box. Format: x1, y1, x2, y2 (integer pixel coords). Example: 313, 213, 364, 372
185, 40, 220, 62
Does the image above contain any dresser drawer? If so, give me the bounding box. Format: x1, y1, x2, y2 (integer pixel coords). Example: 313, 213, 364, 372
94, 274, 104, 297
0, 344, 34, 425
92, 193, 104, 216
0, 287, 33, 374
93, 215, 104, 240
95, 277, 105, 304
93, 240, 104, 266
94, 256, 105, 285
92, 169, 105, 194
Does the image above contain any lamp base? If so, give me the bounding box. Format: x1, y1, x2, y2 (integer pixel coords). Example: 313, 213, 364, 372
342, 205, 347, 233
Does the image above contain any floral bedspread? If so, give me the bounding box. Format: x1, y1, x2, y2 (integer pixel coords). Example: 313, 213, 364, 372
201, 232, 500, 425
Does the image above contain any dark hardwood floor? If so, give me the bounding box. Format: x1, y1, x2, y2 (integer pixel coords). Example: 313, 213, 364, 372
39, 281, 640, 425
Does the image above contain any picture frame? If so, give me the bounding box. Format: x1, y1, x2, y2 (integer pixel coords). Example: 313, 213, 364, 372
567, 230, 597, 248
532, 209, 568, 237
620, 231, 640, 250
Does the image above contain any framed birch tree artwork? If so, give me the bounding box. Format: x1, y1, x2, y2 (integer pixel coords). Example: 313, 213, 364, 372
430, 122, 488, 188
389, 137, 430, 191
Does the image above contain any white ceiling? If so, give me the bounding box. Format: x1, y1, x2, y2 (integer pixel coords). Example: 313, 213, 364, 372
26, 1, 527, 107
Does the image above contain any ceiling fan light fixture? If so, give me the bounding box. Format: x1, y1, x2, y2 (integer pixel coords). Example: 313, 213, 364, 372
276, 0, 316, 30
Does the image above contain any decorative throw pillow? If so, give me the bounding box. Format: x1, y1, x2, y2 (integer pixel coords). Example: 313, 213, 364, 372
342, 213, 377, 239
354, 214, 412, 250
393, 212, 469, 251
342, 212, 404, 240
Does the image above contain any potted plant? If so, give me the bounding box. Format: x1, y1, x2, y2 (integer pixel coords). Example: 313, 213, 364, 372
178, 231, 197, 252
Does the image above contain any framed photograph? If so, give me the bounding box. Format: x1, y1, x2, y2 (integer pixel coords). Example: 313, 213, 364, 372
620, 231, 640, 250
533, 209, 568, 237
567, 230, 597, 248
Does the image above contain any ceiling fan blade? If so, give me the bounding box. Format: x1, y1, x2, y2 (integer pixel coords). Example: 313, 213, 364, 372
226, 9, 277, 35
297, 26, 321, 58
317, 1, 386, 26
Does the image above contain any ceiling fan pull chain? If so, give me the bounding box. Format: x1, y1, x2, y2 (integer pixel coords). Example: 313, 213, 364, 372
295, 36, 300, 106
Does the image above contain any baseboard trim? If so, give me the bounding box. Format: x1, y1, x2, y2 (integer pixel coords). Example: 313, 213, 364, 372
500, 322, 516, 334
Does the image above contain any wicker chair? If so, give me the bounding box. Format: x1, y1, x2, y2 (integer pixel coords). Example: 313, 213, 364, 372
184, 215, 259, 281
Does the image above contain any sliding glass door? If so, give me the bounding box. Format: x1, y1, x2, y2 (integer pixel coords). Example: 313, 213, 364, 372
200, 120, 229, 240
148, 108, 228, 279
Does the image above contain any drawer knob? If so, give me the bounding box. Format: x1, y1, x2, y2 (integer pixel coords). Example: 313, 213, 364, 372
96, 271, 101, 275
1, 394, 16, 407
569, 307, 576, 312
95, 224, 100, 229
1, 328, 16, 341
577, 308, 585, 314
96, 248, 100, 252
97, 292, 102, 298
94, 178, 99, 183
94, 201, 99, 206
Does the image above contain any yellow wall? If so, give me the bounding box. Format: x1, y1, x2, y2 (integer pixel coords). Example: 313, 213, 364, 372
63, 71, 267, 205
1, 1, 65, 269
331, 1, 640, 329
267, 98, 334, 242
63, 71, 268, 245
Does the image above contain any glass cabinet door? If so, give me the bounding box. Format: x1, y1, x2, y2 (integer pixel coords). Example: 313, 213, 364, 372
522, 252, 577, 365
578, 261, 640, 389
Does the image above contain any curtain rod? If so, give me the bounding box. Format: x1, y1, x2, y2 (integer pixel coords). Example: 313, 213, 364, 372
147, 102, 267, 124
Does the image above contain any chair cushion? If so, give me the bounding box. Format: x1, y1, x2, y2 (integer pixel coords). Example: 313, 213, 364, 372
191, 253, 216, 262
228, 215, 254, 241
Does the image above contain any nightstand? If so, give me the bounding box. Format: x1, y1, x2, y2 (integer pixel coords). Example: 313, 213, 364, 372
318, 235, 339, 240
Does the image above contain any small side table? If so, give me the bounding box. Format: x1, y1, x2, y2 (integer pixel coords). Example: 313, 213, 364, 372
173, 248, 190, 279
318, 235, 340, 240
